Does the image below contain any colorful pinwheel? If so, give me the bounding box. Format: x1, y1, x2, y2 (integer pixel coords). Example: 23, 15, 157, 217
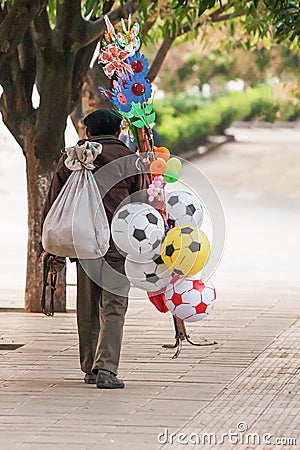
98, 43, 133, 79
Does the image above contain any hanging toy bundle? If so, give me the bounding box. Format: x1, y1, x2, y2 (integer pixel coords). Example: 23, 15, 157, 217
98, 15, 217, 334
98, 15, 155, 160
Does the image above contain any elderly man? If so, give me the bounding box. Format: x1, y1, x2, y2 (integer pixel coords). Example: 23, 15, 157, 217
42, 109, 149, 388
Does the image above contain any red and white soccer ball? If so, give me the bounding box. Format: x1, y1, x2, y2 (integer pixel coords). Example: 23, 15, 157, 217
166, 274, 216, 322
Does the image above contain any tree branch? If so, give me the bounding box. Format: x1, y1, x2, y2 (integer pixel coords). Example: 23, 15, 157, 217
18, 27, 36, 104
0, 49, 31, 117
56, 0, 85, 47
0, 48, 35, 151
0, 0, 47, 67
211, 11, 245, 22
148, 4, 246, 82
147, 31, 176, 83
145, 20, 156, 33
103, 1, 116, 15
209, 3, 246, 22
32, 3, 51, 50
70, 42, 98, 110
210, 4, 228, 20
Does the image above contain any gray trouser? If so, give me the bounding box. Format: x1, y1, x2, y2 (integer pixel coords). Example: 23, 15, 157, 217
76, 258, 130, 376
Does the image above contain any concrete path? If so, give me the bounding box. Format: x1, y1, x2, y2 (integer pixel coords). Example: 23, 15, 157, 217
0, 127, 299, 448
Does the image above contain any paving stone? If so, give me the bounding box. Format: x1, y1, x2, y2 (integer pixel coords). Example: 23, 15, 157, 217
1, 310, 299, 448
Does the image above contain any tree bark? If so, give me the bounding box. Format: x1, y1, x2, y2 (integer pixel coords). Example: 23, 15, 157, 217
0, 0, 47, 67
71, 65, 112, 138
148, 32, 176, 83
24, 125, 66, 312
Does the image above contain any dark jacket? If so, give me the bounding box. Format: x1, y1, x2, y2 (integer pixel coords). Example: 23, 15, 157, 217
42, 135, 150, 262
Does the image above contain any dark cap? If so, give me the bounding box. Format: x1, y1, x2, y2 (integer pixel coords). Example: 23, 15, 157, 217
83, 109, 122, 136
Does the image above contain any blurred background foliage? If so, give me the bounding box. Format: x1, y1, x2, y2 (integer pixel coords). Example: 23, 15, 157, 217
155, 86, 300, 153
147, 36, 300, 153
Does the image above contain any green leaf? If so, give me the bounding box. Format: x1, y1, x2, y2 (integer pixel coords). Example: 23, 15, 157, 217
132, 119, 145, 128
147, 112, 156, 123
131, 103, 145, 119
46, 1, 57, 26
83, 0, 97, 17
139, 0, 148, 17
145, 103, 153, 114
124, 111, 134, 119
262, 36, 272, 49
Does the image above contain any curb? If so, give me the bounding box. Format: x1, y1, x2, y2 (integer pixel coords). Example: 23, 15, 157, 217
180, 134, 235, 161
231, 120, 300, 129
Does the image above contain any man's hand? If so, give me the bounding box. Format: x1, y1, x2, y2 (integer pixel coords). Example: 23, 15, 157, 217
40, 252, 65, 273
40, 250, 51, 263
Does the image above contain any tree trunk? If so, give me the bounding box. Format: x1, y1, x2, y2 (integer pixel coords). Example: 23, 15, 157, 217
23, 48, 77, 312
71, 66, 112, 138
24, 125, 66, 312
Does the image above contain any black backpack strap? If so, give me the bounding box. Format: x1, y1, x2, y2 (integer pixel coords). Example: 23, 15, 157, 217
41, 255, 60, 317
41, 255, 51, 315
48, 270, 57, 317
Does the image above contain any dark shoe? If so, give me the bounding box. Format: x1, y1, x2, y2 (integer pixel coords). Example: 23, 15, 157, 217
84, 373, 96, 384
96, 372, 124, 389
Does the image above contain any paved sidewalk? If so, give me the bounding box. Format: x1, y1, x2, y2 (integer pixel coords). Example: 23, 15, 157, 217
0, 287, 299, 449
1, 128, 300, 449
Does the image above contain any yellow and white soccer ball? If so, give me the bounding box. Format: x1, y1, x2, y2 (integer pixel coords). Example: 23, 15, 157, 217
160, 226, 210, 277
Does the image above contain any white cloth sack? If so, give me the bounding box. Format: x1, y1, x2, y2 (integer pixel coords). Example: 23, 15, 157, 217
42, 142, 110, 259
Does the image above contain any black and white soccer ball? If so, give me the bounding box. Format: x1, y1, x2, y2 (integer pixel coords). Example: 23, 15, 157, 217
128, 206, 165, 255
111, 202, 165, 256
125, 254, 172, 292
166, 191, 204, 228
